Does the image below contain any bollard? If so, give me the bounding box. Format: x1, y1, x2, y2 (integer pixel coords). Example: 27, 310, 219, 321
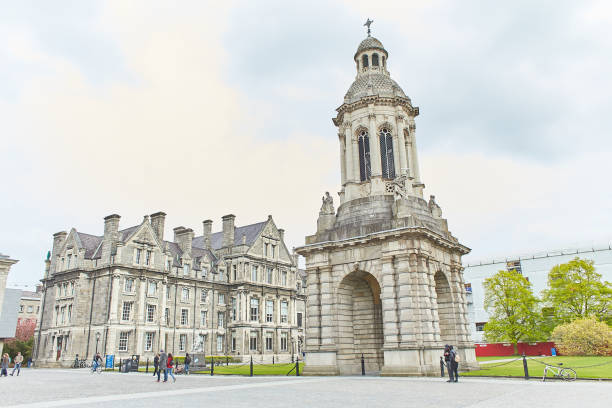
146, 358, 149, 373
440, 356, 445, 377
272, 356, 275, 365
211, 356, 214, 376
361, 353, 366, 376
118, 359, 122, 373
291, 354, 294, 363
296, 358, 300, 376
226, 355, 229, 366
250, 356, 253, 377
522, 354, 529, 380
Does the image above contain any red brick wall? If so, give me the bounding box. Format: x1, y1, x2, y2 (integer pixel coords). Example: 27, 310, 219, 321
475, 342, 557, 356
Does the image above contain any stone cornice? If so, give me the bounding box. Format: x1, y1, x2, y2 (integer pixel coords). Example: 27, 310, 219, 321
333, 96, 419, 126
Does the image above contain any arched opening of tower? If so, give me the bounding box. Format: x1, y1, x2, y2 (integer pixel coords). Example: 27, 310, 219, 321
336, 271, 384, 374
434, 271, 455, 344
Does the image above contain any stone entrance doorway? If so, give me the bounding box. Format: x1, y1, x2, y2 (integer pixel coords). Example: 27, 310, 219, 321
434, 271, 455, 345
336, 271, 384, 374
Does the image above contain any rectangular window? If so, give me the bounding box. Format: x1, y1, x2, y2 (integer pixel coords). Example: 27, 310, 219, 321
266, 300, 274, 323
231, 297, 237, 321
145, 250, 152, 265
55, 306, 59, 325
67, 254, 72, 269
165, 308, 170, 325
200, 310, 207, 326
166, 259, 172, 271
179, 334, 187, 351
271, 245, 276, 258
200, 289, 207, 303
281, 332, 288, 352
231, 333, 236, 352
145, 332, 154, 351
265, 334, 273, 351
27, 305, 33, 313
122, 302, 133, 321
249, 332, 257, 351
62, 283, 67, 296
280, 301, 288, 323
124, 278, 134, 293
67, 305, 72, 322
183, 264, 189, 275
266, 267, 273, 284
476, 322, 486, 332
232, 264, 237, 281
251, 265, 258, 281
119, 332, 128, 351
201, 267, 207, 279
216, 335, 224, 353
264, 243, 268, 257
60, 306, 65, 324
218, 293, 225, 305
147, 304, 156, 323
297, 312, 303, 328
250, 298, 259, 321
135, 249, 141, 264
70, 282, 74, 295
218, 312, 224, 328
181, 309, 189, 325
181, 287, 190, 302
281, 270, 287, 286
148, 281, 157, 296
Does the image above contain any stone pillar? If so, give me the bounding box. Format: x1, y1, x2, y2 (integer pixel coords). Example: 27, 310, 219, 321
304, 267, 320, 352
368, 114, 382, 177
339, 133, 346, 186
136, 277, 146, 353
351, 125, 360, 181
319, 265, 335, 349
109, 273, 121, 323
396, 118, 408, 176
380, 255, 399, 349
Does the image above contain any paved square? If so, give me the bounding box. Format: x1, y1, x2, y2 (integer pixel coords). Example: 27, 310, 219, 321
2, 369, 611, 408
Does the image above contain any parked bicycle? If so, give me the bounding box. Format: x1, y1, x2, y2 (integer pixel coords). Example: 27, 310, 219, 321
542, 363, 576, 381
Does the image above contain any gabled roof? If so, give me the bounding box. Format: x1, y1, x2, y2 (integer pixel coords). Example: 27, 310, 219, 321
192, 221, 267, 250
119, 225, 139, 242
76, 232, 103, 259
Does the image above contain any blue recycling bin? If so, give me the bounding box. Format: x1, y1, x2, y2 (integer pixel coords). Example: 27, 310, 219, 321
551, 347, 557, 356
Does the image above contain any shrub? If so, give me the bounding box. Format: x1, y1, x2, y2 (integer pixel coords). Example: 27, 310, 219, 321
551, 317, 612, 356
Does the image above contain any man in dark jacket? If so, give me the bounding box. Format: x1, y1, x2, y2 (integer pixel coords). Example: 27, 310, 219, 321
158, 350, 167, 382
184, 353, 191, 375
445, 345, 459, 382
153, 353, 160, 377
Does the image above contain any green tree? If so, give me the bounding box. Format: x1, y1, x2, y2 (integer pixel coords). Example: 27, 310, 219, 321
1, 337, 34, 364
483, 270, 544, 354
542, 257, 612, 324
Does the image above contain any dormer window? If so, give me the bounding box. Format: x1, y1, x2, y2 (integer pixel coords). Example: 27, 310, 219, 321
362, 54, 369, 68
372, 53, 379, 66
183, 264, 190, 275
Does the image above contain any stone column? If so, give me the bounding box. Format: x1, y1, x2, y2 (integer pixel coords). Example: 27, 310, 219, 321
351, 127, 360, 182
339, 133, 347, 186
304, 267, 320, 352
396, 117, 408, 176
381, 255, 399, 349
108, 273, 121, 323
368, 114, 382, 177
318, 265, 335, 350
398, 254, 419, 346
136, 277, 146, 353
408, 120, 422, 184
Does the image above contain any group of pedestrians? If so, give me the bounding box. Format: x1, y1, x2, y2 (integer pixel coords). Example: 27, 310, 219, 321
153, 349, 178, 383
443, 344, 460, 383
1, 352, 24, 377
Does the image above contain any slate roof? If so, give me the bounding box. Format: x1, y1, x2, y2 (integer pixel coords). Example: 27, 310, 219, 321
192, 221, 267, 250
76, 232, 103, 259
344, 73, 407, 104
355, 36, 386, 57
119, 226, 139, 242
20, 290, 41, 299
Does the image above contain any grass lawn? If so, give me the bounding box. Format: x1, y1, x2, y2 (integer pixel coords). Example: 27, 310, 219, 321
476, 356, 518, 362
194, 362, 303, 376
464, 356, 612, 379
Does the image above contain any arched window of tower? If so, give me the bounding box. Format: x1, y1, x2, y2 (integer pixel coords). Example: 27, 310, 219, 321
379, 127, 395, 179
358, 129, 372, 182
362, 54, 369, 68
372, 53, 379, 66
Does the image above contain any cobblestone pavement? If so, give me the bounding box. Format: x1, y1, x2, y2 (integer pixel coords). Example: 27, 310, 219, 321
2, 368, 611, 407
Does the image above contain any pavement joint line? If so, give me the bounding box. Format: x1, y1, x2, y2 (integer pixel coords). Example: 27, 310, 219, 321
7, 377, 335, 408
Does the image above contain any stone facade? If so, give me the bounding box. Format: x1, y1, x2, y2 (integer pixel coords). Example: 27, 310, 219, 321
34, 213, 305, 367
15, 288, 41, 341
296, 32, 478, 376
0, 253, 19, 352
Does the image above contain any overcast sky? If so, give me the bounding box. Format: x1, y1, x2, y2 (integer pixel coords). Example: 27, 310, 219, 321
2, 0, 612, 289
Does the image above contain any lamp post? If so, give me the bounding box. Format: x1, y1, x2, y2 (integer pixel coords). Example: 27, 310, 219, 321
95, 332, 101, 355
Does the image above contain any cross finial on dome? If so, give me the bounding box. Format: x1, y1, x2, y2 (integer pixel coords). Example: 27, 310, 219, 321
364, 18, 373, 37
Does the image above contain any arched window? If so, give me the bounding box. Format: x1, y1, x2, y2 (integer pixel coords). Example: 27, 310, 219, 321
372, 53, 379, 66
362, 54, 369, 68
358, 130, 371, 182
379, 127, 395, 179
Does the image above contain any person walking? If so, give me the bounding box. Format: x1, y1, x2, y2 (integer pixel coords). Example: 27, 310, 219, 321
153, 353, 160, 377
158, 350, 167, 382
443, 345, 459, 382
184, 353, 191, 375
166, 353, 176, 383
10, 352, 23, 376
1, 353, 10, 377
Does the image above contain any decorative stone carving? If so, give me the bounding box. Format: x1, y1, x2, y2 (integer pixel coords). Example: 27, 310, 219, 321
428, 195, 442, 218
320, 192, 335, 215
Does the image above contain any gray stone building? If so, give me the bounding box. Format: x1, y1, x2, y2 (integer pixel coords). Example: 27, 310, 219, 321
296, 29, 477, 375
0, 253, 19, 352
34, 213, 305, 367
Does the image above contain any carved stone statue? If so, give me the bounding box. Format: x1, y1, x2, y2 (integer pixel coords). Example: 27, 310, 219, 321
390, 174, 408, 201
428, 195, 442, 218
320, 192, 335, 215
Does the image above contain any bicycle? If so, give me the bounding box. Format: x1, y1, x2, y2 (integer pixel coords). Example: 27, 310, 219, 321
542, 363, 576, 381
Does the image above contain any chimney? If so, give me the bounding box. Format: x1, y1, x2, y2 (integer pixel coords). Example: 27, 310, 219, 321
150, 211, 166, 241
222, 214, 235, 248
35, 284, 43, 294
202, 220, 212, 249
173, 226, 186, 243
174, 227, 194, 256
278, 228, 285, 242
101, 214, 120, 264
52, 231, 67, 258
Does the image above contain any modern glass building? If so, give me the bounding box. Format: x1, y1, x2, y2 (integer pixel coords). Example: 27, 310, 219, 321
463, 242, 612, 342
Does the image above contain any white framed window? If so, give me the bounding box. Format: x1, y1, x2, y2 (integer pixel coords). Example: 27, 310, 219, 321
250, 298, 259, 321
218, 312, 224, 328
27, 305, 32, 313
281, 301, 288, 323
179, 334, 187, 351
55, 306, 59, 325
216, 335, 224, 353
218, 293, 225, 305
70, 281, 74, 295
146, 304, 156, 323
60, 306, 65, 324
145, 250, 152, 266
297, 312, 303, 328
145, 332, 154, 351
200, 289, 207, 303
122, 302, 133, 321
265, 333, 273, 351
200, 310, 207, 326
231, 333, 236, 352
281, 332, 288, 351
231, 297, 237, 321
183, 264, 189, 275
266, 300, 274, 323
181, 287, 190, 302
67, 305, 72, 322
181, 308, 189, 325
119, 332, 129, 351
202, 267, 208, 279
124, 278, 134, 293
148, 281, 157, 296
166, 259, 172, 271
19, 305, 24, 313
249, 331, 257, 351
251, 265, 258, 281
271, 245, 276, 258
135, 248, 141, 265
165, 308, 170, 325
264, 243, 268, 257
62, 283, 67, 296
67, 254, 72, 269
266, 267, 273, 284
281, 270, 287, 286
232, 264, 237, 281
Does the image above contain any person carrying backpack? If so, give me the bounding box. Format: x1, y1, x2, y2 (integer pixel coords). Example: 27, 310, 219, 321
184, 353, 191, 375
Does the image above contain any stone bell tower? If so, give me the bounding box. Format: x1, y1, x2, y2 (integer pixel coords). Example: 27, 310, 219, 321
296, 24, 477, 376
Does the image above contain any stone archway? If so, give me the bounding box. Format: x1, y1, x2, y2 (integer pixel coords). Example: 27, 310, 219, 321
336, 270, 384, 374
434, 271, 455, 344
